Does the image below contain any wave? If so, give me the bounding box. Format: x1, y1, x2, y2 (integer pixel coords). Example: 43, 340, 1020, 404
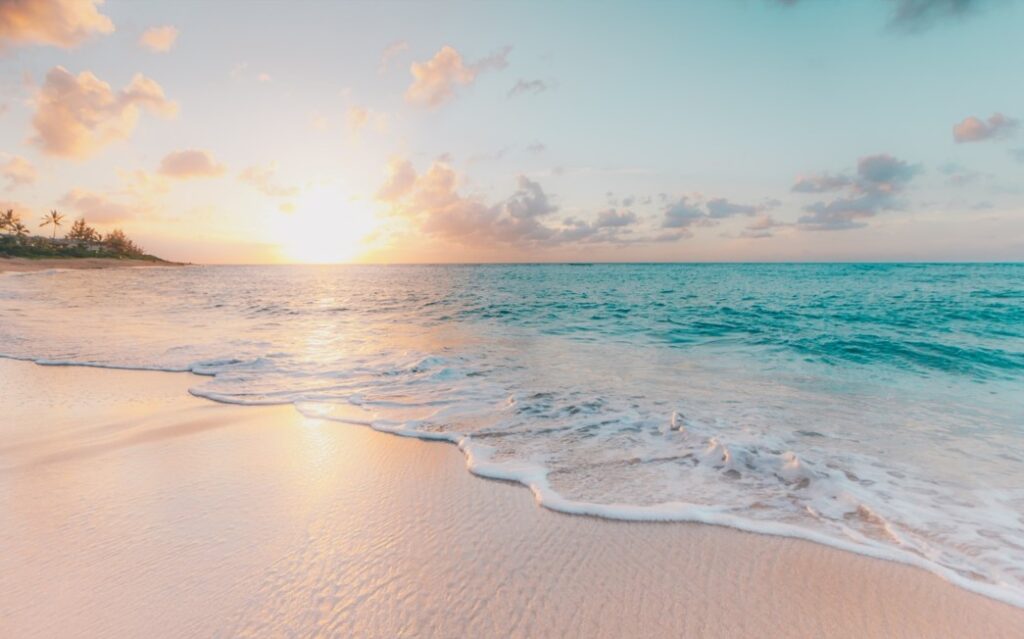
2, 263, 1023, 609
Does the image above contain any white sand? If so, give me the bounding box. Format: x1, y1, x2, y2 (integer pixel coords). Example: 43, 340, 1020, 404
1, 358, 1022, 638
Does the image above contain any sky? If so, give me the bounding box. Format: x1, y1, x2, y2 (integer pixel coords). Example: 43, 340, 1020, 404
0, 0, 1022, 263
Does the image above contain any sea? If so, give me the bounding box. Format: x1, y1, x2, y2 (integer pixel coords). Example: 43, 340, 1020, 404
2, 263, 1022, 605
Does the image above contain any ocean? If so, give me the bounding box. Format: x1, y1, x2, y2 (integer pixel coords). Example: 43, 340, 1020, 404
2, 263, 1022, 605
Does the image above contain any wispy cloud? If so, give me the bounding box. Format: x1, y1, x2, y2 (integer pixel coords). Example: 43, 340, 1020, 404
239, 163, 299, 198
796, 154, 920, 230
774, 0, 1000, 31
379, 40, 409, 73
662, 196, 773, 228
1, 155, 37, 189
345, 105, 388, 134
58, 188, 136, 224
791, 174, 852, 193
508, 79, 548, 98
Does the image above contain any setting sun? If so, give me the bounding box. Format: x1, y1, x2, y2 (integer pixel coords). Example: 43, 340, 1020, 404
273, 185, 378, 263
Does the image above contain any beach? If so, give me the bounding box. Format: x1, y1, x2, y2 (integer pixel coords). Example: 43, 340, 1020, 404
0, 257, 178, 273
2, 358, 1022, 638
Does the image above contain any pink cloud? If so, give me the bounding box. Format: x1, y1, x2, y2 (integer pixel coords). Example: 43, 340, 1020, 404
157, 149, 226, 179
405, 45, 510, 108
58, 188, 135, 223
0, 0, 113, 49
139, 25, 178, 52
30, 66, 178, 158
2, 155, 37, 189
953, 113, 1018, 143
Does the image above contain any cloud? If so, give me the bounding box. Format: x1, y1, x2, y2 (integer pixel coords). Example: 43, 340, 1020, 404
2, 155, 37, 188
953, 113, 1018, 143
775, 0, 998, 30
706, 198, 760, 218
662, 198, 706, 228
796, 153, 920, 230
0, 0, 113, 49
157, 149, 226, 179
378, 159, 656, 249
508, 79, 548, 98
375, 158, 418, 201
345, 105, 388, 134
595, 209, 638, 228
888, 0, 993, 31
30, 66, 177, 158
1012, 148, 1024, 163
938, 162, 982, 186
405, 45, 511, 108
739, 215, 788, 239
139, 25, 177, 52
856, 153, 919, 190
379, 40, 409, 73
257, 72, 271, 83
239, 163, 299, 198
525, 142, 547, 154
58, 188, 134, 223
662, 196, 769, 227
791, 173, 852, 193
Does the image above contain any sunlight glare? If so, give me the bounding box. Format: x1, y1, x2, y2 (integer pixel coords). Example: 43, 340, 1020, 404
275, 185, 377, 263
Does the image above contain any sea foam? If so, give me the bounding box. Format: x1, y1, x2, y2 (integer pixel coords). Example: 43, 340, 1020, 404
1, 263, 1022, 607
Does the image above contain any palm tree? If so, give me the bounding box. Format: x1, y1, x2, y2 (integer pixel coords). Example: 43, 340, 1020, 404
11, 221, 29, 238
0, 209, 16, 234
39, 210, 65, 239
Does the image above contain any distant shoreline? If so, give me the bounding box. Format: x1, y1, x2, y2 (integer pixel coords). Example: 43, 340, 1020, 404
0, 256, 183, 273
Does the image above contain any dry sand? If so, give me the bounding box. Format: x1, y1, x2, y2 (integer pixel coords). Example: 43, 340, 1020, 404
0, 257, 179, 273
1, 358, 1022, 638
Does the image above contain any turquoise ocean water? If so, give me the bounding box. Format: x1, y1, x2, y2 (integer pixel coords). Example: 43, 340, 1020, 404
1, 264, 1022, 604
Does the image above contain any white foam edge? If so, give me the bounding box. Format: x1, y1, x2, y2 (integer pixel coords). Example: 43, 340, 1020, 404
3, 354, 1022, 609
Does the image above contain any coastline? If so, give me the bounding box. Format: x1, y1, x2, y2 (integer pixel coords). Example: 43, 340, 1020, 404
2, 358, 1022, 638
0, 256, 181, 273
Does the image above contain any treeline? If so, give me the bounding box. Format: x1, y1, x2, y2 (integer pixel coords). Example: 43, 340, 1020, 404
0, 209, 155, 260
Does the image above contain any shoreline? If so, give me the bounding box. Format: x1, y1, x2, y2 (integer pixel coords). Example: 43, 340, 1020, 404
0, 256, 181, 273
2, 358, 1023, 637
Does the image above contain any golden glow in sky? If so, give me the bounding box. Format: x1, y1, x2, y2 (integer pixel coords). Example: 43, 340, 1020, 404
1, 0, 1023, 264
273, 186, 378, 264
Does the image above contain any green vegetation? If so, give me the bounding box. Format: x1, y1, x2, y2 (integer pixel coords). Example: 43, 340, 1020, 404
0, 209, 165, 261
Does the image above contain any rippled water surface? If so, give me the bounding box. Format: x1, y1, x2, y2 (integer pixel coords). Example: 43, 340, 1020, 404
2, 264, 1022, 604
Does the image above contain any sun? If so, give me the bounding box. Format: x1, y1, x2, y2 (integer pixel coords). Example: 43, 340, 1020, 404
274, 185, 378, 263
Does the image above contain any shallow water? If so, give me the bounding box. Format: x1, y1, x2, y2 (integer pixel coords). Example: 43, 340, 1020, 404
2, 263, 1022, 604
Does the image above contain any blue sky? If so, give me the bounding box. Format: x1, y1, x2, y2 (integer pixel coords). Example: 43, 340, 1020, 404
0, 0, 1022, 262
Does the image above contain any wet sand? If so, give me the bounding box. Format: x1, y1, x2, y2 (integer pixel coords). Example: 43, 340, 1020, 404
1, 358, 1022, 638
0, 257, 178, 273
